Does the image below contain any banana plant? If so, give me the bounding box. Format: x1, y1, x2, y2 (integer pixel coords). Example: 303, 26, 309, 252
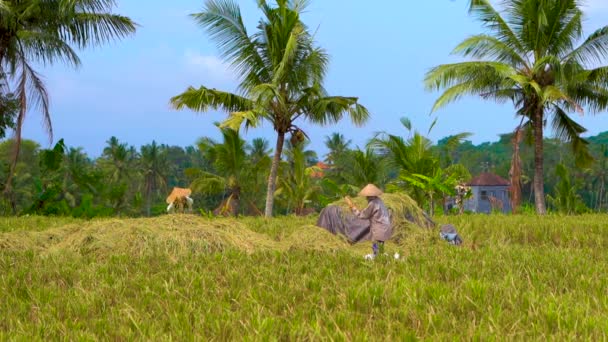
397, 169, 458, 216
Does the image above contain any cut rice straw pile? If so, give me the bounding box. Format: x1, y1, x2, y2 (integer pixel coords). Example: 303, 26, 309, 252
331, 192, 435, 243
0, 193, 438, 258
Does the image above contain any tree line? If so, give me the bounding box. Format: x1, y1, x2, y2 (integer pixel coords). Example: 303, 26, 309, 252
1, 121, 606, 217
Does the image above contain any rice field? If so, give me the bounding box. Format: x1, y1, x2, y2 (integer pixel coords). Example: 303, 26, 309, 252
1, 214, 607, 340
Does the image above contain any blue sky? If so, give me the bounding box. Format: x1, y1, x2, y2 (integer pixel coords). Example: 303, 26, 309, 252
20, 0, 608, 157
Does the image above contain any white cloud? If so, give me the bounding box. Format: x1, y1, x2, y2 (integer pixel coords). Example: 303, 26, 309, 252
183, 51, 235, 84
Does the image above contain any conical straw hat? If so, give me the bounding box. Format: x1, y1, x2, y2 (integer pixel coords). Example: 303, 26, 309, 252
358, 184, 383, 197
166, 187, 192, 204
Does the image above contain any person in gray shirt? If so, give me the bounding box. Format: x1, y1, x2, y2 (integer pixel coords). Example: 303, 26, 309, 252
347, 184, 392, 258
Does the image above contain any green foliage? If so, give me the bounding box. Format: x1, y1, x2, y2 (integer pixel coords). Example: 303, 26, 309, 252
140, 141, 169, 216
371, 118, 465, 211
547, 163, 588, 214
70, 194, 113, 219
324, 133, 351, 165
97, 137, 140, 215
346, 147, 389, 188
0, 0, 137, 197
170, 0, 369, 216
190, 127, 271, 216
275, 142, 321, 215
317, 178, 359, 208
27, 139, 69, 215
396, 169, 458, 216
0, 73, 18, 139
426, 0, 608, 214
7, 121, 608, 217
0, 139, 40, 213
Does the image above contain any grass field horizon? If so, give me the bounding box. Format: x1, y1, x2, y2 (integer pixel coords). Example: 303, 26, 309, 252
1, 214, 607, 339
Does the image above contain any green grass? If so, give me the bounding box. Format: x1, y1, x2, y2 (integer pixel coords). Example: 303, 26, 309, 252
1, 214, 607, 340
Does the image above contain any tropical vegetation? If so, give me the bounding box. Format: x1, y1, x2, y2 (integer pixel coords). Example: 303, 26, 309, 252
2, 123, 608, 216
170, 0, 369, 217
425, 0, 608, 214
0, 0, 137, 207
2, 0, 608, 339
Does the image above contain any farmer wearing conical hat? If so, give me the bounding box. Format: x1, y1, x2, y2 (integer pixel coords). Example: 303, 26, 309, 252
346, 184, 392, 258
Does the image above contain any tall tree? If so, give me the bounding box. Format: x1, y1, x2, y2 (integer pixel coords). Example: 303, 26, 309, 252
246, 138, 272, 213
0, 0, 136, 199
346, 147, 387, 188
248, 138, 272, 164
170, 0, 369, 217
324, 133, 352, 165
190, 127, 249, 216
140, 141, 168, 216
425, 0, 608, 214
547, 163, 587, 214
373, 132, 438, 206
0, 139, 39, 213
98, 137, 138, 214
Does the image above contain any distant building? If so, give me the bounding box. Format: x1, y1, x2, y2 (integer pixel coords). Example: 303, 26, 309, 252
464, 173, 511, 214
311, 161, 331, 179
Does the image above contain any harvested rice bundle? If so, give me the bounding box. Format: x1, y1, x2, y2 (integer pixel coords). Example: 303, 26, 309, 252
318, 192, 435, 244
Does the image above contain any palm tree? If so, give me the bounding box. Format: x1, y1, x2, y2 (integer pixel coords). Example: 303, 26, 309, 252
248, 138, 272, 164
346, 147, 387, 188
140, 141, 168, 216
371, 132, 438, 206
324, 133, 352, 165
400, 170, 458, 217
98, 137, 138, 214
0, 0, 136, 197
547, 163, 586, 214
276, 141, 321, 215
170, 0, 369, 217
246, 138, 272, 213
62, 146, 96, 207
374, 133, 438, 178
425, 0, 608, 214
190, 127, 249, 216
438, 132, 473, 167
101, 137, 132, 184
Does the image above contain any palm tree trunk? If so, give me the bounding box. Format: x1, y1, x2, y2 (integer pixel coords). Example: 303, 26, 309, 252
509, 126, 523, 214
231, 188, 241, 217
533, 109, 547, 214
264, 131, 285, 217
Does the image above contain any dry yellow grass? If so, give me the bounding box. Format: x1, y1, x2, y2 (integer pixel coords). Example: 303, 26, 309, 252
0, 193, 438, 258
0, 215, 397, 258
2, 214, 608, 339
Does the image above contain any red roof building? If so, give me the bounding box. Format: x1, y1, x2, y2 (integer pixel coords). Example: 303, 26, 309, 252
467, 172, 510, 186
311, 161, 331, 179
